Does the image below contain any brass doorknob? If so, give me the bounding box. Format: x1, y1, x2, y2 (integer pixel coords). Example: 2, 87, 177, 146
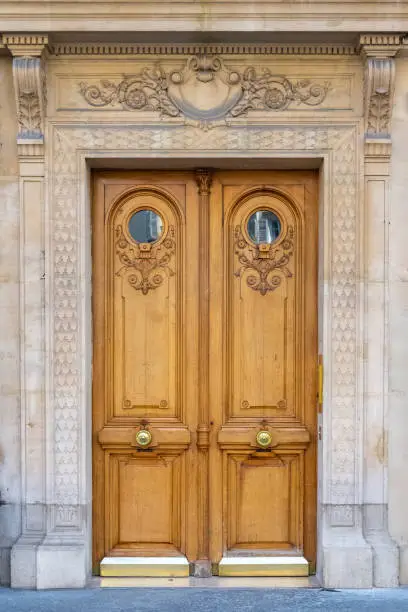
135, 429, 152, 448
256, 430, 272, 448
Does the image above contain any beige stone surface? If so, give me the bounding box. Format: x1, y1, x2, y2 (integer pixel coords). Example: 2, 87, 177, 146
0, 56, 20, 586
0, 1, 407, 32
0, 27, 406, 589
389, 56, 408, 584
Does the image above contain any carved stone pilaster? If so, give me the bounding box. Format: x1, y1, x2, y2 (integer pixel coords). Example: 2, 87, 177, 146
359, 34, 402, 159
4, 35, 48, 156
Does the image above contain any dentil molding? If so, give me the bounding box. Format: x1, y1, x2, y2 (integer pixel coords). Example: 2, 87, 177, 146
51, 42, 357, 56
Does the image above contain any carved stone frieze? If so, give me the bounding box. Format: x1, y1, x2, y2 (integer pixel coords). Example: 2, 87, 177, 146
4, 34, 48, 150
79, 55, 330, 125
234, 225, 295, 296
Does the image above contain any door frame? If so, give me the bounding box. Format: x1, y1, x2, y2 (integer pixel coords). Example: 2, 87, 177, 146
44, 118, 365, 587
85, 156, 325, 578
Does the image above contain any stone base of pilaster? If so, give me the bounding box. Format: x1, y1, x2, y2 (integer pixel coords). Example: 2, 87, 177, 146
364, 504, 399, 587
11, 538, 88, 589
399, 544, 408, 585
321, 505, 373, 588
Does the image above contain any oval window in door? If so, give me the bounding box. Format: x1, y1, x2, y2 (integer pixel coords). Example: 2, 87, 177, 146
128, 209, 164, 243
247, 210, 281, 245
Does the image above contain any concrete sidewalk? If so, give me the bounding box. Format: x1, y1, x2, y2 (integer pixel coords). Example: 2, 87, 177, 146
1, 587, 408, 612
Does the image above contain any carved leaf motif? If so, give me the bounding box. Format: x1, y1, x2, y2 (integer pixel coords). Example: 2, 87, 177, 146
367, 92, 391, 135
364, 57, 395, 138
115, 224, 176, 295
234, 225, 295, 296
18, 92, 42, 133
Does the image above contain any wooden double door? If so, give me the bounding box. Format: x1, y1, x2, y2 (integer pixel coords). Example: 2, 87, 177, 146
92, 170, 318, 576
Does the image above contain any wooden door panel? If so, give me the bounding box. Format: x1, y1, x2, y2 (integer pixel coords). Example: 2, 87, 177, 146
105, 451, 184, 556
227, 189, 298, 419
226, 452, 303, 551
210, 171, 318, 568
111, 189, 180, 419
93, 173, 199, 568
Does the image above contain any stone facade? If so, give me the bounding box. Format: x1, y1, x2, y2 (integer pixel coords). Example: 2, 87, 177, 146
0, 1, 408, 589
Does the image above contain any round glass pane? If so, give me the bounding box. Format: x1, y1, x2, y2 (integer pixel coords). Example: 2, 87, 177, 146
128, 209, 163, 244
247, 210, 281, 245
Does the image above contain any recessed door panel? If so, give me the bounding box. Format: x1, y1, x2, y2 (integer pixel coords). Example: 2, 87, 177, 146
227, 452, 303, 550
110, 190, 180, 418
228, 191, 298, 419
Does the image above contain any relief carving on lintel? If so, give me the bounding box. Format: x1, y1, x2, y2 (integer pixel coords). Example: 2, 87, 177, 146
79, 54, 330, 127
4, 34, 48, 154
359, 34, 402, 158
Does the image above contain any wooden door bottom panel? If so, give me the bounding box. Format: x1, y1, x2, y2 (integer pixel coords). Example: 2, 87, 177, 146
109, 543, 183, 556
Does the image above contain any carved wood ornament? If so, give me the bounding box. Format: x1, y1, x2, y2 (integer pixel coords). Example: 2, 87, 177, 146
234, 223, 295, 296
79, 54, 330, 126
115, 223, 176, 295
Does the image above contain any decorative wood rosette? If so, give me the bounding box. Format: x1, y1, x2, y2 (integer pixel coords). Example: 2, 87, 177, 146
115, 224, 176, 295
234, 224, 295, 296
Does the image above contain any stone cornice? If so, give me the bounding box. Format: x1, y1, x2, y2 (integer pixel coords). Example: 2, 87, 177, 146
359, 33, 402, 58
3, 34, 49, 56
1, 1, 408, 32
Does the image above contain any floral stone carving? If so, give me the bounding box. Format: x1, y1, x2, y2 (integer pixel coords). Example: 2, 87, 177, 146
13, 56, 46, 141
115, 224, 176, 295
234, 225, 295, 296
364, 57, 395, 139
79, 55, 330, 124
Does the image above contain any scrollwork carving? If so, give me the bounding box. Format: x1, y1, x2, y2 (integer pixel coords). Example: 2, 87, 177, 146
79, 55, 330, 125
115, 224, 176, 295
230, 70, 329, 116
234, 225, 294, 296
79, 66, 179, 116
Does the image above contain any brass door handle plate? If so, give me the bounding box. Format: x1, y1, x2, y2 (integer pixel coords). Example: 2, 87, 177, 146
256, 430, 273, 448
135, 429, 152, 448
